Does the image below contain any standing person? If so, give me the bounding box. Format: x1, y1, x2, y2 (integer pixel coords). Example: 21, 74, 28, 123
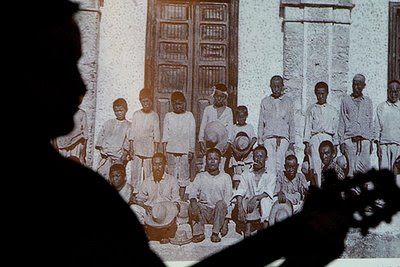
374, 80, 400, 171
54, 96, 88, 165
338, 74, 374, 177
95, 98, 131, 180
189, 148, 233, 243
198, 84, 233, 155
162, 91, 195, 200
129, 89, 160, 193
229, 105, 257, 174
303, 82, 339, 187
233, 145, 276, 237
258, 75, 295, 174
132, 153, 180, 244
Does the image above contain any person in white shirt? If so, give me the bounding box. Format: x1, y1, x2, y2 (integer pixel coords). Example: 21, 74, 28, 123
162, 91, 195, 200
189, 148, 233, 243
229, 105, 257, 174
95, 98, 131, 180
54, 95, 88, 165
258, 75, 295, 174
199, 84, 233, 155
374, 80, 400, 171
128, 89, 161, 193
303, 82, 339, 187
232, 145, 276, 237
338, 74, 374, 177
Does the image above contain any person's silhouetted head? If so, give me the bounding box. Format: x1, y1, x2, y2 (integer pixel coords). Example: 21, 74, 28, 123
21, 0, 86, 141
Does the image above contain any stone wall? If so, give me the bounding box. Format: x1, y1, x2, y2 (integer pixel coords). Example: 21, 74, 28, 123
281, 0, 353, 158
74, 0, 101, 167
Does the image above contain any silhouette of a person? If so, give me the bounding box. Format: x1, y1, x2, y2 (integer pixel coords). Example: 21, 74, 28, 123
13, 1, 399, 266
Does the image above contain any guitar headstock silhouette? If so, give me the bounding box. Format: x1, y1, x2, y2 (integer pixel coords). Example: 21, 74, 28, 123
310, 168, 400, 236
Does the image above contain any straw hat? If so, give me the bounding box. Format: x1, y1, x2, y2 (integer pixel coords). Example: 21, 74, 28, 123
204, 121, 228, 153
169, 223, 192, 246
269, 200, 293, 226
145, 201, 178, 228
233, 132, 251, 151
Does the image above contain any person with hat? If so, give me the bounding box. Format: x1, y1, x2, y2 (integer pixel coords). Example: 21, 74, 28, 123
274, 155, 309, 214
95, 98, 131, 180
201, 120, 230, 172
188, 148, 233, 243
338, 74, 374, 177
162, 91, 196, 200
132, 153, 180, 244
374, 80, 400, 171
319, 140, 346, 188
128, 88, 161, 193
232, 145, 276, 237
198, 83, 233, 156
229, 105, 257, 175
303, 82, 339, 187
258, 75, 295, 175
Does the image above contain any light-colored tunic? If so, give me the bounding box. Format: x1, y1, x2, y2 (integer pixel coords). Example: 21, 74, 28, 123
188, 171, 233, 209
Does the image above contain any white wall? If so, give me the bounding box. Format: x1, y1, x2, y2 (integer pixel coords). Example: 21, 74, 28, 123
95, 0, 396, 166
237, 0, 284, 129
95, 0, 147, 166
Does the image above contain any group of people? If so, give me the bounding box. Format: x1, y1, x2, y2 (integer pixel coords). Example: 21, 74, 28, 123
16, 0, 400, 265
60, 71, 399, 245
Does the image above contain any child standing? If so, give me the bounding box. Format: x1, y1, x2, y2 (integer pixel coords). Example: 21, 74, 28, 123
162, 91, 195, 200
128, 89, 160, 193
95, 98, 131, 180
229, 106, 257, 174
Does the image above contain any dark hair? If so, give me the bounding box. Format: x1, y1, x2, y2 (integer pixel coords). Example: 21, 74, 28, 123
109, 164, 126, 177
314, 82, 329, 93
139, 88, 152, 100
171, 91, 186, 102
236, 105, 248, 115
253, 145, 268, 156
388, 80, 400, 88
113, 98, 128, 110
152, 152, 166, 163
214, 84, 227, 92
285, 154, 298, 164
270, 75, 283, 84
319, 140, 335, 152
67, 155, 80, 163
206, 147, 222, 159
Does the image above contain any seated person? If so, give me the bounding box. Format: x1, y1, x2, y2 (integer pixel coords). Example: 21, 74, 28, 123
131, 153, 180, 244
319, 140, 346, 188
232, 145, 276, 237
189, 148, 233, 243
275, 155, 309, 214
109, 163, 134, 205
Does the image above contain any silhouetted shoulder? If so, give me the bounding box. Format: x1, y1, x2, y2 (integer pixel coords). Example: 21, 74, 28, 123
23, 146, 165, 267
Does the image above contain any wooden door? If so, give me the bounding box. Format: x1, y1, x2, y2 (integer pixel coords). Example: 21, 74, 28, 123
145, 0, 238, 140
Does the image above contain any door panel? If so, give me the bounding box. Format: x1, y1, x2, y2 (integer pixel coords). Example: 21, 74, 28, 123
193, 2, 230, 141
147, 0, 238, 168
154, 1, 193, 137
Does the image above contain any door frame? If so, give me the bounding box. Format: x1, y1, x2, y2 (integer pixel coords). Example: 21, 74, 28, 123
144, 0, 239, 110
